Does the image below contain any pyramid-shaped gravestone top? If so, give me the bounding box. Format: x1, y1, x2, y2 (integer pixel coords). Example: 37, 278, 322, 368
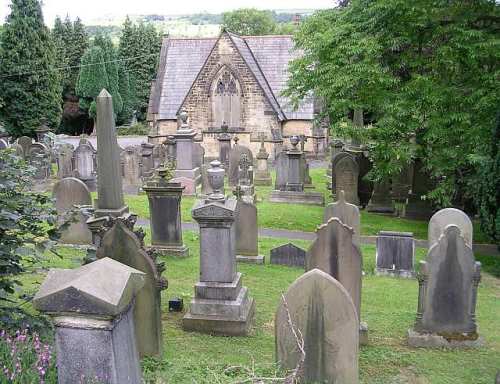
409, 225, 481, 348
33, 257, 145, 316
276, 269, 359, 384
270, 243, 306, 267
323, 190, 361, 247
97, 221, 165, 357
192, 198, 238, 221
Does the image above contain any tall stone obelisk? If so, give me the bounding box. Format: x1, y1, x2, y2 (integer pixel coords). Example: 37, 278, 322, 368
95, 89, 128, 218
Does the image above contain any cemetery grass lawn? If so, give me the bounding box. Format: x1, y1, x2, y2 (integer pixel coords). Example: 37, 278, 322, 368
18, 233, 500, 383
118, 168, 490, 243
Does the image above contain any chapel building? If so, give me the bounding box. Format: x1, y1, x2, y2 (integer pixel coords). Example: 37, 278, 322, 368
147, 30, 327, 158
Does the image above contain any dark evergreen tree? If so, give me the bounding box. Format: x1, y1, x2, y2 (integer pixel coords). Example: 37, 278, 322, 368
0, 0, 62, 137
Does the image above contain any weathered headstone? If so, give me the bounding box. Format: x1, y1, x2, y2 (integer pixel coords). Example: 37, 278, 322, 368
193, 142, 205, 169
140, 143, 155, 179
408, 225, 482, 348
323, 190, 361, 248
428, 208, 473, 248
33, 258, 145, 384
52, 177, 93, 245
234, 189, 263, 264
97, 221, 166, 357
121, 146, 142, 195
143, 168, 189, 257
56, 144, 74, 179
218, 123, 232, 170
228, 138, 253, 186
73, 139, 97, 191
275, 269, 359, 384
254, 136, 272, 186
367, 180, 394, 214
270, 243, 306, 267
17, 136, 32, 158
152, 143, 166, 169
375, 231, 415, 278
173, 110, 201, 192
306, 217, 367, 344
332, 151, 360, 206
200, 163, 213, 196
183, 160, 255, 336
28, 143, 51, 180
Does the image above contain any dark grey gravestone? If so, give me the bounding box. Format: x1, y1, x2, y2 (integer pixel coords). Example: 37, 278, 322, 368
33, 258, 145, 384
97, 221, 165, 357
367, 180, 394, 213
17, 136, 32, 158
375, 231, 415, 278
274, 151, 289, 191
95, 89, 128, 217
228, 143, 253, 186
270, 243, 306, 267
332, 152, 359, 206
408, 225, 482, 348
140, 143, 155, 178
496, 371, 500, 384
235, 199, 263, 264
275, 269, 359, 384
29, 144, 50, 180
121, 146, 142, 195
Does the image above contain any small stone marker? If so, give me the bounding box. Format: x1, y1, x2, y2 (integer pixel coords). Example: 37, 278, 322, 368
97, 221, 166, 357
428, 208, 473, 248
270, 243, 306, 267
234, 188, 264, 264
408, 225, 482, 348
52, 177, 93, 245
33, 257, 145, 384
323, 190, 361, 247
332, 151, 360, 206
275, 269, 359, 384
375, 231, 415, 278
306, 217, 367, 344
121, 146, 142, 195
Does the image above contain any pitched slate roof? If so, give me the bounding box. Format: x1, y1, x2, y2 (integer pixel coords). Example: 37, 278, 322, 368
149, 32, 314, 121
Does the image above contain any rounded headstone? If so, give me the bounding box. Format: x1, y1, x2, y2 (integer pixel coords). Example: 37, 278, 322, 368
428, 208, 473, 248
52, 177, 92, 213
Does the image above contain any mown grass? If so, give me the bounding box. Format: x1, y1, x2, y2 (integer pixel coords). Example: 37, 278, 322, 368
116, 168, 490, 243
19, 231, 500, 383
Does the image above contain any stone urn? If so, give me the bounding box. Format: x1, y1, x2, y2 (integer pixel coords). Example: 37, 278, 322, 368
290, 135, 300, 151
207, 160, 225, 201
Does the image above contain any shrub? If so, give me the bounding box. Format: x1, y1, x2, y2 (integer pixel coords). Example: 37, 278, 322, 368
117, 122, 149, 136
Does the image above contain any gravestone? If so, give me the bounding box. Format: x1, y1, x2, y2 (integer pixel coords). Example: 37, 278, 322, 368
367, 180, 394, 214
193, 142, 205, 169
405, 160, 434, 219
234, 189, 263, 264
97, 220, 166, 357
33, 258, 145, 384
17, 136, 32, 158
200, 163, 213, 196
56, 144, 74, 179
428, 208, 473, 248
170, 176, 196, 195
375, 231, 415, 278
28, 144, 51, 180
173, 110, 201, 192
73, 139, 97, 191
270, 243, 306, 267
152, 143, 165, 169
274, 151, 288, 191
165, 135, 177, 166
254, 136, 272, 186
238, 154, 256, 203
52, 177, 93, 245
0, 138, 8, 150
143, 168, 188, 257
218, 123, 232, 170
408, 225, 482, 348
275, 269, 359, 384
140, 143, 155, 179
228, 138, 253, 186
121, 146, 142, 195
307, 217, 367, 344
183, 161, 255, 336
323, 190, 361, 248
332, 151, 360, 206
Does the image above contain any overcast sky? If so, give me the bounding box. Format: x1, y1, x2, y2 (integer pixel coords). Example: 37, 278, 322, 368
0, 0, 334, 25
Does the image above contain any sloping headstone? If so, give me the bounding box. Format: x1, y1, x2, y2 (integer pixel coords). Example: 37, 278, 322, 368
428, 208, 472, 248
52, 177, 92, 245
270, 243, 306, 267
235, 199, 263, 264
97, 221, 165, 357
306, 217, 362, 323
275, 269, 359, 384
323, 190, 361, 247
332, 152, 359, 206
409, 225, 481, 348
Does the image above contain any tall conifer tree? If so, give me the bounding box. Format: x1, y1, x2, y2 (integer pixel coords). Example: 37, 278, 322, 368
0, 0, 62, 137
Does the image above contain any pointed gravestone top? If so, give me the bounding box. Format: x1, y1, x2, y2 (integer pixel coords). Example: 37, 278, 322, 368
98, 88, 112, 98
323, 190, 361, 247
33, 257, 145, 316
276, 268, 359, 384
428, 208, 473, 248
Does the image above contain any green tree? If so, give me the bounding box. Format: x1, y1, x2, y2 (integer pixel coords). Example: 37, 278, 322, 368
222, 8, 277, 35
285, 0, 499, 234
118, 18, 161, 120
76, 45, 108, 122
66, 17, 89, 95
0, 0, 62, 137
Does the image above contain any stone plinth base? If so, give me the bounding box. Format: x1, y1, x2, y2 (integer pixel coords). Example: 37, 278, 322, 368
360, 322, 369, 345
375, 268, 415, 279
183, 273, 255, 336
407, 329, 483, 348
236, 255, 265, 264
94, 205, 129, 219
254, 176, 272, 186
366, 204, 395, 214
269, 190, 325, 206
149, 244, 189, 258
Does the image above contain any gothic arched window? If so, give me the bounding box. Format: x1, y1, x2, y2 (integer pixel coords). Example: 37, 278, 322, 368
211, 68, 241, 129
